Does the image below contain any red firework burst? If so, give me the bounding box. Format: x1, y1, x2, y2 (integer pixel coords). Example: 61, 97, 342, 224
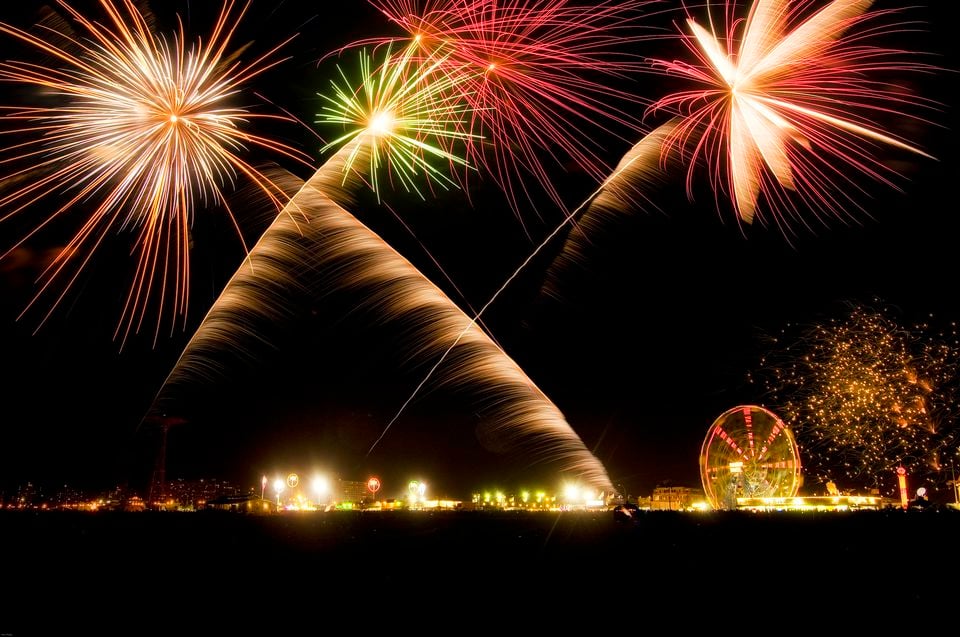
648, 0, 935, 232
357, 0, 657, 221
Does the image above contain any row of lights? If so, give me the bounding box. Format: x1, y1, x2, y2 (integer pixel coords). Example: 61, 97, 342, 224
259, 474, 425, 508
473, 485, 605, 507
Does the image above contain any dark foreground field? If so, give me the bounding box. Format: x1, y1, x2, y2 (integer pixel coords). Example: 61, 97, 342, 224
3, 508, 958, 632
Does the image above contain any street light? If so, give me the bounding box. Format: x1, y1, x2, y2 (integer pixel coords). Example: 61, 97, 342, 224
273, 478, 285, 507
312, 475, 330, 506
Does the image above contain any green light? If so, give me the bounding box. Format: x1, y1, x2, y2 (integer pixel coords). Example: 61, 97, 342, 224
317, 41, 479, 200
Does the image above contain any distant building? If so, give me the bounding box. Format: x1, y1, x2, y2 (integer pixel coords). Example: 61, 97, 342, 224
15, 482, 40, 508
650, 486, 703, 511
206, 494, 275, 514
166, 478, 240, 510
338, 479, 370, 504
634, 496, 652, 510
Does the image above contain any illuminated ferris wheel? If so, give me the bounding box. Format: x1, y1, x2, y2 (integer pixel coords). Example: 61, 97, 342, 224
700, 405, 802, 510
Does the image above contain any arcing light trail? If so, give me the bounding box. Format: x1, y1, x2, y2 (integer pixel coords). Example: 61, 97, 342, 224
367, 120, 680, 457
370, 0, 938, 454
0, 0, 308, 346
153, 44, 614, 492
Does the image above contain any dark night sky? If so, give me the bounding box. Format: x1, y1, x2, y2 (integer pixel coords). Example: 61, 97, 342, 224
1, 0, 958, 500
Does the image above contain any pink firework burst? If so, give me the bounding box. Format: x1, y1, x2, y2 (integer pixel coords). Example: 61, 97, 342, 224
359, 0, 657, 220
649, 0, 936, 232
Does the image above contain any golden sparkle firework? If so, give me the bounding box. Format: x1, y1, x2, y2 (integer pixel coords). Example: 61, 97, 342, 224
0, 0, 307, 345
754, 303, 960, 493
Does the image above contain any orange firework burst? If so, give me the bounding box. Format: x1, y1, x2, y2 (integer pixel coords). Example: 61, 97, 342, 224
649, 0, 935, 231
0, 0, 308, 345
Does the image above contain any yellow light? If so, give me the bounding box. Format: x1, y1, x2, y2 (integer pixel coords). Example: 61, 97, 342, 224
169, 114, 178, 124
521, 491, 530, 503
729, 461, 743, 473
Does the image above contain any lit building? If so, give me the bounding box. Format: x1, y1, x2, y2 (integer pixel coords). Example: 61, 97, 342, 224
337, 479, 370, 505
650, 486, 704, 511
166, 478, 240, 510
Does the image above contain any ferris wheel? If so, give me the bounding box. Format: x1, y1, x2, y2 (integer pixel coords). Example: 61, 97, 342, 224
700, 405, 802, 510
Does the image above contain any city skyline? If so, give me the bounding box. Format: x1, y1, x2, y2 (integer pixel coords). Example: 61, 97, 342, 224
1, 0, 958, 500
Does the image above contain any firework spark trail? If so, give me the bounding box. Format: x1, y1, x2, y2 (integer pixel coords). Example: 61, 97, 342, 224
0, 0, 308, 346
367, 2, 937, 450
152, 137, 614, 491
353, 0, 658, 220
753, 303, 960, 493
319, 43, 504, 342
152, 44, 613, 491
648, 0, 935, 231
369, 120, 681, 455
540, 120, 681, 299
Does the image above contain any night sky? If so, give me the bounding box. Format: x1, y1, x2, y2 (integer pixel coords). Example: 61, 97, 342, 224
1, 0, 958, 500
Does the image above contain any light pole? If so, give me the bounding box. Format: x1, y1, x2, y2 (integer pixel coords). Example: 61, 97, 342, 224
273, 479, 285, 509
313, 475, 330, 509
951, 460, 960, 506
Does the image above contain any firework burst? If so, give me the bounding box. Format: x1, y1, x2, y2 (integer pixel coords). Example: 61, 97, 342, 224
151, 45, 614, 491
318, 41, 478, 200
353, 0, 656, 219
649, 0, 935, 231
0, 0, 308, 345
753, 303, 960, 494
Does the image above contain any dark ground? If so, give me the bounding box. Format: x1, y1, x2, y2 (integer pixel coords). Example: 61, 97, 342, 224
3, 509, 959, 632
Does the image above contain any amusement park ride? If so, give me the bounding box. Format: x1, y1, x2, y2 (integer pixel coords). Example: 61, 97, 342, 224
699, 405, 885, 512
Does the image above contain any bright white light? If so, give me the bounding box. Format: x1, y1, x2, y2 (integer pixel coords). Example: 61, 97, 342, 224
563, 484, 580, 501
369, 111, 395, 136
273, 479, 285, 495
313, 476, 330, 498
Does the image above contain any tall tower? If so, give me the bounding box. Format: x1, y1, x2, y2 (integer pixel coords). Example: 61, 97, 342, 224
146, 415, 186, 507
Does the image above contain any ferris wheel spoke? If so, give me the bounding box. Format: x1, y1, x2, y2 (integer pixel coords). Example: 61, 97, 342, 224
757, 422, 787, 462
713, 426, 747, 458
743, 406, 756, 459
